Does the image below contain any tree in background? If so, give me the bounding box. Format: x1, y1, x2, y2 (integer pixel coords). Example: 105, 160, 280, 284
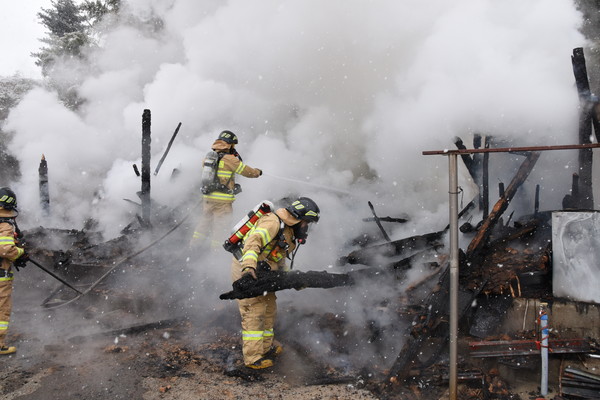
0, 1, 120, 183
33, 0, 87, 78
32, 0, 120, 109
0, 76, 38, 183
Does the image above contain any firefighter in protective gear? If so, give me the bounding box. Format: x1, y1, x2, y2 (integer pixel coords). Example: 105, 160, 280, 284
0, 187, 27, 355
231, 197, 320, 369
191, 131, 262, 250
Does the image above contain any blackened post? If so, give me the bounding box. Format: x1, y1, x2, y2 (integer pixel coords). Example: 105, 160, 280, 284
38, 154, 50, 216
466, 151, 541, 259
482, 140, 489, 218
141, 110, 151, 225
534, 184, 540, 216
154, 122, 182, 176
571, 48, 594, 209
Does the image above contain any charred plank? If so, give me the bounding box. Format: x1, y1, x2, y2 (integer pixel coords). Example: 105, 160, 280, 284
220, 269, 383, 300
466, 151, 541, 261
339, 231, 444, 267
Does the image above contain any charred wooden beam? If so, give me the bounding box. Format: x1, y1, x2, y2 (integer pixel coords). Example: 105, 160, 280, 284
338, 231, 444, 266
367, 201, 391, 242
141, 109, 152, 225
563, 173, 581, 210
219, 269, 382, 300
444, 199, 476, 231
154, 122, 182, 176
469, 338, 591, 358
482, 142, 489, 218
362, 216, 408, 223
466, 151, 541, 260
534, 184, 540, 215
38, 154, 50, 216
571, 47, 595, 209
454, 137, 474, 173
388, 246, 444, 272
455, 135, 486, 211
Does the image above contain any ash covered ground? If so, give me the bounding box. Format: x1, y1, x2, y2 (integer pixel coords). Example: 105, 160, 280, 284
0, 221, 393, 400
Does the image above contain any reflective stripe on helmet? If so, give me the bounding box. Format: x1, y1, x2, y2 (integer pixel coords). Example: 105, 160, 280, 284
0, 195, 16, 207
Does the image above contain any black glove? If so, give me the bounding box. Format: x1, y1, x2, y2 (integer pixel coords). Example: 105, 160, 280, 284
13, 253, 29, 271
256, 261, 271, 273
233, 271, 256, 292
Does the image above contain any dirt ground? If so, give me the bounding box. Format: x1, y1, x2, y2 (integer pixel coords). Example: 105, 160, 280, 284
0, 257, 385, 400
2, 268, 590, 400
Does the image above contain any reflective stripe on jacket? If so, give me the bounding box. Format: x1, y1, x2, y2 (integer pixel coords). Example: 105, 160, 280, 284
0, 218, 24, 272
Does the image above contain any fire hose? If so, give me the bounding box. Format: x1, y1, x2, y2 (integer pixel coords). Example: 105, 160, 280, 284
39, 200, 202, 309
27, 258, 83, 294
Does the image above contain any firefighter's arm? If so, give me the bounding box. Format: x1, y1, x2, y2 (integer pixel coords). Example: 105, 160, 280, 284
0, 223, 25, 262
231, 158, 262, 178
239, 219, 279, 279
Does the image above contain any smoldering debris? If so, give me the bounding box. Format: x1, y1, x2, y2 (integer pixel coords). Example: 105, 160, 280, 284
15, 135, 598, 400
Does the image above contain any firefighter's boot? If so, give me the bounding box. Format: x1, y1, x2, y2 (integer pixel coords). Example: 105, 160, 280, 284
0, 345, 16, 355
264, 344, 283, 360
245, 357, 273, 370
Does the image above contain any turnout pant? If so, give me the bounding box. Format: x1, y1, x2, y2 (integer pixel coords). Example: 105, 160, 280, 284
0, 277, 13, 346
231, 259, 277, 365
190, 200, 233, 250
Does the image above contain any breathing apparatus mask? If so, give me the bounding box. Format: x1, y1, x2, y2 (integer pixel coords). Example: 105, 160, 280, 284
293, 220, 310, 244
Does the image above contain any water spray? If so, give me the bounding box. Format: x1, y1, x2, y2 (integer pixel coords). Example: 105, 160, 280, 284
262, 172, 351, 195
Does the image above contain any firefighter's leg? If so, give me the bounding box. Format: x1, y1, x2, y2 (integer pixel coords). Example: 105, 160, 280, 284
262, 292, 277, 355
210, 202, 233, 251
238, 296, 268, 366
0, 279, 15, 354
190, 201, 214, 250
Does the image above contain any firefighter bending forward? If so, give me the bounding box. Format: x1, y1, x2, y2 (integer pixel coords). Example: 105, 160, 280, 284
0, 188, 28, 355
191, 130, 262, 250
231, 197, 320, 369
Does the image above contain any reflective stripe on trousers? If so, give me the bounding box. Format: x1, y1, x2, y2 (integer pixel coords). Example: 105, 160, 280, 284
242, 330, 274, 341
242, 330, 263, 341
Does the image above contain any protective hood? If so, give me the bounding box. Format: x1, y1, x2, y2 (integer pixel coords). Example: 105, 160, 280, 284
275, 208, 301, 226
0, 207, 17, 218
211, 139, 233, 153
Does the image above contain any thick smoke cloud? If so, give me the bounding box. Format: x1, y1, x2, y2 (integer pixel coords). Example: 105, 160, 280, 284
2, 0, 592, 374
5, 0, 586, 263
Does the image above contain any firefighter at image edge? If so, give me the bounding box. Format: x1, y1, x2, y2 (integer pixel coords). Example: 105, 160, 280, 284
190, 130, 262, 251
232, 197, 320, 369
0, 187, 28, 355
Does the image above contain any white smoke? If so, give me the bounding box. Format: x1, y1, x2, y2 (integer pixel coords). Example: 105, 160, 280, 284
3, 0, 590, 372
3, 0, 587, 265
6, 0, 585, 243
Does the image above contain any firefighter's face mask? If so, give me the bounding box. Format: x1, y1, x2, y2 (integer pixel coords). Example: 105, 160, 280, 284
293, 220, 310, 244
